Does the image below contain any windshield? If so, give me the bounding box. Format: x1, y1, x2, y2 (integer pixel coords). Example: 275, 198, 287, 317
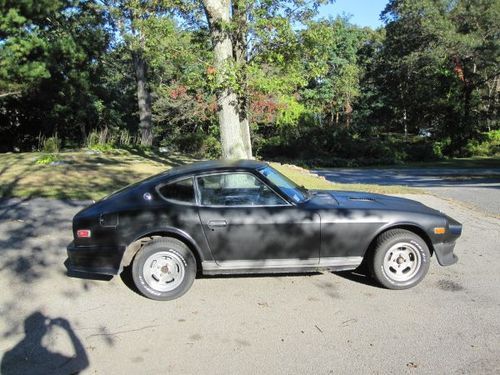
258, 166, 307, 203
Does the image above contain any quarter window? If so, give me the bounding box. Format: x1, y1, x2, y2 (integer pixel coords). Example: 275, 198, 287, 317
196, 173, 287, 206
158, 178, 195, 203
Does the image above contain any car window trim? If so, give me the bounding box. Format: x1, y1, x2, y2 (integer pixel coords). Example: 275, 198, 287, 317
156, 176, 197, 206
257, 165, 308, 203
194, 171, 292, 208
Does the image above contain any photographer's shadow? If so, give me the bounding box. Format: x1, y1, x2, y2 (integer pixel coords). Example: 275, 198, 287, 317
1, 312, 89, 375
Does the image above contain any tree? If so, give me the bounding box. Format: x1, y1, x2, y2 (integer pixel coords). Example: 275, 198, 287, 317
300, 18, 363, 127
380, 0, 500, 153
0, 0, 112, 149
202, 0, 248, 158
201, 0, 333, 159
103, 0, 170, 146
0, 0, 61, 96
232, 0, 252, 157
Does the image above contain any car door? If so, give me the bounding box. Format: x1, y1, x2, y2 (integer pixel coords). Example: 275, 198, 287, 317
196, 171, 320, 266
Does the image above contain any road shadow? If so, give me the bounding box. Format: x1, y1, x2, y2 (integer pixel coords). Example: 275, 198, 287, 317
333, 269, 382, 288
316, 169, 500, 189
64, 259, 113, 281
200, 271, 322, 279
1, 311, 89, 375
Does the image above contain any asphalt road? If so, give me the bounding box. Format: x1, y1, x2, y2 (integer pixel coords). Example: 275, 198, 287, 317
314, 168, 500, 217
0, 195, 499, 374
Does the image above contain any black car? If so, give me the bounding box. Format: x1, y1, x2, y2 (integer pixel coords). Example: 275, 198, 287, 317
67, 160, 462, 300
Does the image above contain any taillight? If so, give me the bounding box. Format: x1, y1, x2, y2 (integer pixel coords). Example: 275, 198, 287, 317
77, 229, 92, 238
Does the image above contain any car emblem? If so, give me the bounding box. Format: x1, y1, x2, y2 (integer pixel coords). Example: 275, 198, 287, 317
143, 192, 152, 201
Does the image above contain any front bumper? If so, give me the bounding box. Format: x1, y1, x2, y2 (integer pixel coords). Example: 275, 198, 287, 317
66, 241, 126, 275
432, 215, 462, 266
433, 242, 459, 266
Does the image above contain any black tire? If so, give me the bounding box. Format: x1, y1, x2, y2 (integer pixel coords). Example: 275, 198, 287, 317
131, 237, 196, 301
370, 229, 431, 290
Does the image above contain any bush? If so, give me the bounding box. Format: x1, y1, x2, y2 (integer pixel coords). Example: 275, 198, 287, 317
88, 143, 116, 153
432, 139, 450, 159
199, 135, 222, 159
40, 134, 61, 153
465, 130, 500, 157
85, 128, 140, 153
35, 154, 59, 165
172, 132, 221, 158
405, 141, 441, 161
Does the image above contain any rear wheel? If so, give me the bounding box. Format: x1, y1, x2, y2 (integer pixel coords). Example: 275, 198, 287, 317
371, 229, 431, 289
132, 238, 196, 300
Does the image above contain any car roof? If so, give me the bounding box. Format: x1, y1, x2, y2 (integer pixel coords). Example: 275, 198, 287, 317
163, 159, 269, 179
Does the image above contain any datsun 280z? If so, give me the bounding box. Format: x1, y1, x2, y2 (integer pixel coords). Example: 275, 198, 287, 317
66, 160, 462, 300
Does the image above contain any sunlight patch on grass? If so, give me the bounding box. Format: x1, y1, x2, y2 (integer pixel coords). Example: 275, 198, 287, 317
0, 152, 419, 200
272, 162, 419, 194
0, 151, 187, 200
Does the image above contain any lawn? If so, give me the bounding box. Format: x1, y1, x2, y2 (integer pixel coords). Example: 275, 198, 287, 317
379, 156, 500, 169
0, 150, 417, 200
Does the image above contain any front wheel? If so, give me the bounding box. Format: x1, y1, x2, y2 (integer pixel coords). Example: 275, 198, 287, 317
132, 238, 196, 300
370, 229, 431, 289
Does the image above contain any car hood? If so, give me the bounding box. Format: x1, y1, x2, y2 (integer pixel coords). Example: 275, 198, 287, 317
307, 190, 441, 215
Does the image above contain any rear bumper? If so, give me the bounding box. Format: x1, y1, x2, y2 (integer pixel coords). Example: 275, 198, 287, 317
66, 241, 125, 275
433, 242, 458, 266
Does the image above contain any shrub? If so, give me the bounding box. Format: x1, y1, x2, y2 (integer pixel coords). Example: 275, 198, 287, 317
89, 143, 116, 153
35, 154, 59, 165
172, 131, 221, 158
199, 135, 222, 159
41, 134, 61, 153
86, 128, 117, 153
432, 139, 450, 159
85, 128, 140, 153
465, 130, 500, 157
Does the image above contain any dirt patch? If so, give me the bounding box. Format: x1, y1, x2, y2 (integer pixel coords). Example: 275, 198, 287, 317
437, 279, 464, 292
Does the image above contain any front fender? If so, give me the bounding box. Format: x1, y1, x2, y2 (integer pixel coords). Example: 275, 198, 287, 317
370, 221, 437, 256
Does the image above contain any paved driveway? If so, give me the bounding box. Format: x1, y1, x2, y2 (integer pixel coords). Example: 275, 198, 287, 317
0, 196, 499, 374
314, 168, 500, 216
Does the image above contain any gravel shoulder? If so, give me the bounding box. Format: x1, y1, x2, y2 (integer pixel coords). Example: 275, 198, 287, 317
0, 196, 499, 374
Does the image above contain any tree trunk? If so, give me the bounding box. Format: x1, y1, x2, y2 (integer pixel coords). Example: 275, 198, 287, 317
462, 82, 473, 142
203, 0, 246, 159
344, 101, 353, 128
133, 50, 153, 147
232, 0, 253, 158
79, 123, 86, 144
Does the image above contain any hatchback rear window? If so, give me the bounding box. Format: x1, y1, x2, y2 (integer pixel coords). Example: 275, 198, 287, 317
158, 178, 195, 203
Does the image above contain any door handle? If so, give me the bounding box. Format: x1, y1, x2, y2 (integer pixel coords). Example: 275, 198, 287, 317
207, 220, 227, 230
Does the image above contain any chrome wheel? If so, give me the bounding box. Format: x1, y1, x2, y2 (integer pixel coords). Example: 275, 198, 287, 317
382, 242, 422, 282
142, 251, 186, 292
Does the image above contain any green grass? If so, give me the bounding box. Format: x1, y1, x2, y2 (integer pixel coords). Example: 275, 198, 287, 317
293, 155, 500, 170
272, 163, 418, 194
0, 150, 418, 200
0, 150, 193, 200
394, 156, 500, 169
342, 156, 500, 169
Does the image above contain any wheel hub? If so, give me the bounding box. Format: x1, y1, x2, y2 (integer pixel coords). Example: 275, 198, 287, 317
142, 251, 186, 292
383, 242, 421, 282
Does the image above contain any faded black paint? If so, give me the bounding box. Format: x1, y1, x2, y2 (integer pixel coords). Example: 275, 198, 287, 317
66, 160, 461, 275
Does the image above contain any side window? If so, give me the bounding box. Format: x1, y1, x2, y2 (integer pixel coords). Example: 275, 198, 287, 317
197, 173, 287, 206
158, 178, 195, 204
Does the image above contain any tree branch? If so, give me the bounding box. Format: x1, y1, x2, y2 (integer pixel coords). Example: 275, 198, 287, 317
0, 91, 22, 98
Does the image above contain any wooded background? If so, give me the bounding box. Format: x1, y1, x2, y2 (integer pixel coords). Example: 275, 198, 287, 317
1, 0, 498, 164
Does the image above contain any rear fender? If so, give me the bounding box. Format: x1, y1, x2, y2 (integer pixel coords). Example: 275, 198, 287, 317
119, 227, 204, 273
